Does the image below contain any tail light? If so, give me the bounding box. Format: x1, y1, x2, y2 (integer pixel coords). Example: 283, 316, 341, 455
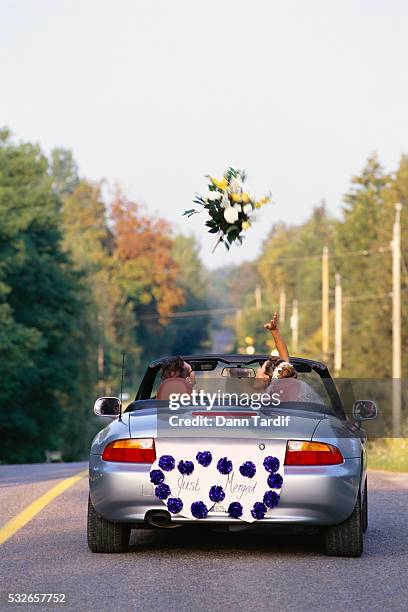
284, 440, 344, 466
102, 438, 156, 463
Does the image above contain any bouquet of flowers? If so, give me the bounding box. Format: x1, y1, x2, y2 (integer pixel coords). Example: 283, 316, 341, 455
183, 168, 271, 252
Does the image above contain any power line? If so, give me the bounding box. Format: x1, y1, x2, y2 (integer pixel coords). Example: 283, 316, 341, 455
155, 245, 393, 275
139, 289, 407, 321
257, 246, 391, 265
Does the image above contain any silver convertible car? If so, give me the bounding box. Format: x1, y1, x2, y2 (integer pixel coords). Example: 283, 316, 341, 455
87, 354, 377, 557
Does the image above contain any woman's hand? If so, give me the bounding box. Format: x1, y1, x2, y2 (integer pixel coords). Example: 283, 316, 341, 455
264, 312, 279, 332
263, 312, 290, 361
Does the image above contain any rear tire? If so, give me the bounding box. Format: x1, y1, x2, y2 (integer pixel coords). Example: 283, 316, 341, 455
324, 492, 363, 557
362, 478, 368, 532
87, 495, 131, 553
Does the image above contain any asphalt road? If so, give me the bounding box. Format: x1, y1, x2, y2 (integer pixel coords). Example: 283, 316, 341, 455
0, 463, 407, 612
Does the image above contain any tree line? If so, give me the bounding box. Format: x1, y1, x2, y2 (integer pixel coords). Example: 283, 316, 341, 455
226, 155, 407, 381
0, 129, 211, 463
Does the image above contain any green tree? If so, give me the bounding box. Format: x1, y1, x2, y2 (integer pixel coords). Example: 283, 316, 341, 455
0, 129, 88, 462
57, 179, 117, 455
50, 147, 79, 196
109, 190, 185, 374
230, 154, 406, 381
335, 155, 392, 377
235, 203, 334, 358
165, 235, 211, 355
376, 155, 407, 378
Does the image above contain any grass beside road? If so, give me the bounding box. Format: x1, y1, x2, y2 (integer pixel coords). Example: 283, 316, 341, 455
368, 438, 408, 472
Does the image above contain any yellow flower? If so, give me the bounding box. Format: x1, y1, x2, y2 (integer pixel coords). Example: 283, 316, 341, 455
242, 221, 251, 230
211, 177, 228, 190
231, 193, 241, 203
259, 196, 271, 206
241, 192, 250, 203
254, 196, 270, 208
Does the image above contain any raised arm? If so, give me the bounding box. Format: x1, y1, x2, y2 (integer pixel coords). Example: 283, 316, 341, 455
264, 312, 290, 362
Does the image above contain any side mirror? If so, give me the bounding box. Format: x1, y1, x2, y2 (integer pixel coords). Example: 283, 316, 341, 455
94, 397, 121, 417
352, 400, 378, 421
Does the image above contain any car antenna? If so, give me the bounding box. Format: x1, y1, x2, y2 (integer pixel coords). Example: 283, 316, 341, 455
119, 351, 126, 421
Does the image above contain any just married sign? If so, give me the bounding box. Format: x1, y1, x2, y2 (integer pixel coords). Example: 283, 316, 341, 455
150, 442, 284, 523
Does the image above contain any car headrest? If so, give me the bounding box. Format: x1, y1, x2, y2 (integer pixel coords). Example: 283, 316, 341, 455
156, 377, 193, 400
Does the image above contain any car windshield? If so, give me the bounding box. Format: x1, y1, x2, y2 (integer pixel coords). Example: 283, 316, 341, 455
145, 359, 336, 414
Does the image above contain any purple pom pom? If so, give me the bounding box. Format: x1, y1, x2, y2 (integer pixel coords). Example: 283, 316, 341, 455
263, 456, 280, 473
267, 473, 283, 489
217, 457, 233, 475
209, 485, 225, 503
239, 461, 256, 478
251, 502, 267, 520
150, 469, 165, 485
155, 483, 171, 500
177, 460, 194, 475
196, 451, 212, 467
228, 502, 243, 518
167, 497, 183, 514
158, 455, 175, 471
191, 501, 208, 519
263, 490, 280, 509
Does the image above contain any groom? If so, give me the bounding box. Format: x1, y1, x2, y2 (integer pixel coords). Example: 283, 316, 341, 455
156, 356, 196, 400
160, 356, 196, 386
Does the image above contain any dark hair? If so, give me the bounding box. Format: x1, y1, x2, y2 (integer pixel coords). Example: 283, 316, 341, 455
161, 356, 188, 380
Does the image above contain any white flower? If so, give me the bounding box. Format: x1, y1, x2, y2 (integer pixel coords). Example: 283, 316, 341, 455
243, 203, 253, 215
234, 203, 242, 212
224, 206, 239, 224
229, 176, 243, 194
221, 191, 230, 208
207, 191, 222, 201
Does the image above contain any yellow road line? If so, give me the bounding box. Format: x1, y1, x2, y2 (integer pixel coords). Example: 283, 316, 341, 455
0, 468, 88, 546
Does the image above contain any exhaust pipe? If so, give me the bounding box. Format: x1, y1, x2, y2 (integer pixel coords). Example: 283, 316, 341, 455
145, 509, 173, 528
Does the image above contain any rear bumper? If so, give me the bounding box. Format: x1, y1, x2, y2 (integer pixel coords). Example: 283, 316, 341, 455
89, 454, 362, 526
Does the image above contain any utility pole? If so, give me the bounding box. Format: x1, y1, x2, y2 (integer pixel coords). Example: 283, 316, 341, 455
290, 299, 298, 354
235, 308, 243, 352
322, 246, 330, 362
334, 273, 342, 376
255, 285, 262, 310
392, 203, 402, 437
279, 288, 286, 323
97, 313, 105, 396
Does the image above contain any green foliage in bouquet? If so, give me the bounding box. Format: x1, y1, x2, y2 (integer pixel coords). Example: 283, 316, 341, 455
183, 167, 271, 251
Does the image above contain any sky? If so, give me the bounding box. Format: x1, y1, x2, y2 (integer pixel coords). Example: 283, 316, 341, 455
1, 0, 407, 268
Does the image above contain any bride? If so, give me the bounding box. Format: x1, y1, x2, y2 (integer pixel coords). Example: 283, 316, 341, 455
255, 312, 297, 382
256, 313, 322, 404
